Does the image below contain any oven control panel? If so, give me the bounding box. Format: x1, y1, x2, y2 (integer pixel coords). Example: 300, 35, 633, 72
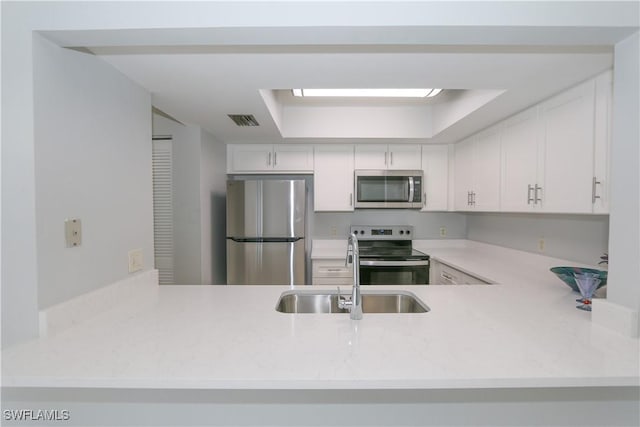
349, 225, 413, 240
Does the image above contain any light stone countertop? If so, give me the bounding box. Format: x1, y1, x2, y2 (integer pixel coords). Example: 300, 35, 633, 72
2, 241, 638, 390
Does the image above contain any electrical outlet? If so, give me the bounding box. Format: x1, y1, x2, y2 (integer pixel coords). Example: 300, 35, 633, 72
439, 227, 447, 237
128, 249, 143, 273
538, 238, 545, 252
64, 218, 82, 247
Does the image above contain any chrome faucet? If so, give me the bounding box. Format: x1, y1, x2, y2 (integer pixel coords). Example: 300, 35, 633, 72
338, 232, 363, 320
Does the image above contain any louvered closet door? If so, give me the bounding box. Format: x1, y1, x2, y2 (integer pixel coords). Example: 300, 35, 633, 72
152, 138, 175, 285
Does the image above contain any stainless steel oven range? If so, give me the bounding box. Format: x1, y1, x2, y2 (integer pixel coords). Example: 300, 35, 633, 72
350, 225, 429, 285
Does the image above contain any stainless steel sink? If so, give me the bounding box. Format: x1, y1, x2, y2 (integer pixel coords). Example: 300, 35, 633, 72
275, 290, 429, 314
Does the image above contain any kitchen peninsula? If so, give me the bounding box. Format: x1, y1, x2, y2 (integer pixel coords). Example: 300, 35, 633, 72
2, 241, 638, 425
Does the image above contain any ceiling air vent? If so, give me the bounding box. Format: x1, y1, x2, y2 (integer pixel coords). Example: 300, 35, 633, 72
228, 114, 260, 127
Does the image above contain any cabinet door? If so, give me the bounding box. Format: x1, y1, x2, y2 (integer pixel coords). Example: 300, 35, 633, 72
540, 80, 595, 213
429, 260, 442, 285
421, 145, 449, 211
227, 144, 273, 173
500, 108, 540, 212
272, 144, 314, 172
592, 71, 612, 214
388, 144, 422, 170
453, 138, 474, 210
354, 144, 388, 169
473, 127, 501, 211
313, 145, 355, 211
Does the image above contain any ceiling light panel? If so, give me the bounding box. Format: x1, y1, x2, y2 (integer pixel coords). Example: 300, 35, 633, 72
291, 88, 443, 98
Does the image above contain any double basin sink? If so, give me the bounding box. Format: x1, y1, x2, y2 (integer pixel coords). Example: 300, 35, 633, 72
276, 289, 429, 314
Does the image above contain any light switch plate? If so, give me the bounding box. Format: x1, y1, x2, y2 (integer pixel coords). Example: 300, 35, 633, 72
65, 218, 82, 247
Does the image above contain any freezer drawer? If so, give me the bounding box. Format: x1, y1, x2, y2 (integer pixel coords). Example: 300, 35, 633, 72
227, 239, 305, 285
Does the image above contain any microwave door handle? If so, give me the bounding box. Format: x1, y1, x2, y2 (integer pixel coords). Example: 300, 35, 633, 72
408, 177, 415, 203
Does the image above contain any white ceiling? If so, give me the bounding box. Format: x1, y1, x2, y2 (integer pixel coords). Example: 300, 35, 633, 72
40, 8, 638, 144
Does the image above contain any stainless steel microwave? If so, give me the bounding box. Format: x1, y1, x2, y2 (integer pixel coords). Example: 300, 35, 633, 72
354, 170, 423, 209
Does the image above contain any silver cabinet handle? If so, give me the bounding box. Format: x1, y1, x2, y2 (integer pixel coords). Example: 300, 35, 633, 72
527, 184, 534, 205
384, 151, 388, 166
592, 177, 601, 203
267, 152, 271, 166
390, 151, 394, 165
423, 192, 427, 208
361, 260, 430, 267
350, 193, 353, 206
274, 152, 277, 166
534, 184, 542, 204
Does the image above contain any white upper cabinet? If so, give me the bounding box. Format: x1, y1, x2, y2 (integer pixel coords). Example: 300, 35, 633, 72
454, 128, 501, 211
354, 144, 421, 170
539, 79, 596, 213
592, 71, 612, 214
454, 138, 475, 210
500, 107, 541, 212
495, 72, 611, 214
227, 144, 313, 173
421, 145, 450, 211
473, 127, 502, 211
313, 145, 355, 212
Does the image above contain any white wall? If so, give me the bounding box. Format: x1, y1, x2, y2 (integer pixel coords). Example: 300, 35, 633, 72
313, 211, 466, 240
607, 32, 640, 314
466, 213, 609, 265
1, 3, 41, 347
200, 129, 227, 285
32, 35, 153, 309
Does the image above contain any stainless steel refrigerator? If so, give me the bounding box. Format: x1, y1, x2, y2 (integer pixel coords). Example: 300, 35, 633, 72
226, 179, 306, 285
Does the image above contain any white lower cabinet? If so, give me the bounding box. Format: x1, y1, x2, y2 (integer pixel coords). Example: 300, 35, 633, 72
430, 260, 491, 285
312, 259, 353, 286
313, 145, 354, 211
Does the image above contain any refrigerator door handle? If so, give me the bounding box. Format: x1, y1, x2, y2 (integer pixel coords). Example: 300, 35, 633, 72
227, 237, 303, 243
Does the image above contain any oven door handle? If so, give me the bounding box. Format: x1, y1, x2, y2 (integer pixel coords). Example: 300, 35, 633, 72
360, 260, 430, 267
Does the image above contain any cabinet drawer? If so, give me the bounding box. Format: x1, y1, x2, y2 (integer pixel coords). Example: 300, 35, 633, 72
312, 260, 353, 278
439, 263, 491, 285
313, 277, 355, 286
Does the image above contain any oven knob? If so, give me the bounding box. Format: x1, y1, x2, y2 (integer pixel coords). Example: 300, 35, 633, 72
406, 229, 411, 234
399, 230, 404, 235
